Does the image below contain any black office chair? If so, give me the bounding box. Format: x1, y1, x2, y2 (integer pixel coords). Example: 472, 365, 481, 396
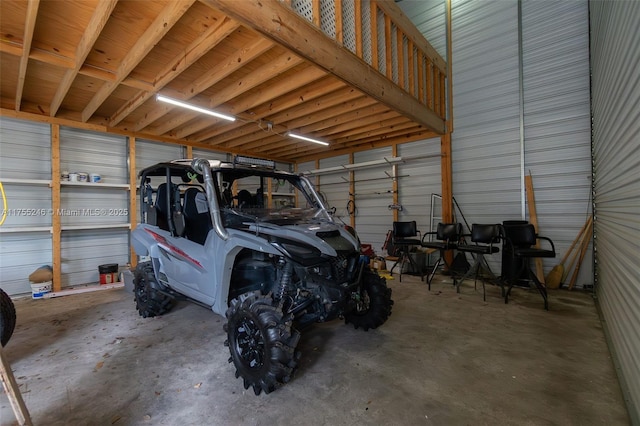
455, 224, 501, 301
502, 223, 555, 310
390, 221, 422, 282
421, 222, 462, 290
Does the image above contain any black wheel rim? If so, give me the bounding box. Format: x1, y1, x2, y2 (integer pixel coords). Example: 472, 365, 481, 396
235, 317, 265, 369
356, 289, 371, 314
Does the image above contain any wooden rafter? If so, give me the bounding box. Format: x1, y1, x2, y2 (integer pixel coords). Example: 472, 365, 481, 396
81, 0, 195, 122
50, 0, 117, 116
109, 16, 241, 126
132, 36, 275, 131
200, 0, 446, 134
15, 0, 40, 111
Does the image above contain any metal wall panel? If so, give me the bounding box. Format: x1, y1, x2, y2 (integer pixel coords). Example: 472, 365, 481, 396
397, 138, 442, 233
0, 233, 53, 295
318, 155, 350, 222
522, 1, 593, 283
354, 147, 393, 253
59, 128, 129, 288
0, 117, 52, 295
590, 1, 640, 421
60, 229, 129, 287
191, 147, 228, 162
135, 139, 185, 176
402, 1, 593, 280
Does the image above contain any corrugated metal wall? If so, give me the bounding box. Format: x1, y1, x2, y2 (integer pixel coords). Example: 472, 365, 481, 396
398, 0, 593, 282
0, 117, 52, 295
590, 1, 640, 422
354, 147, 393, 253
521, 0, 593, 286
59, 128, 129, 287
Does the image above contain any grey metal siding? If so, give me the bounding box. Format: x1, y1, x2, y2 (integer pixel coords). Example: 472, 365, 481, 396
522, 1, 593, 284
0, 117, 52, 295
354, 147, 393, 253
59, 128, 130, 288
590, 1, 640, 421
318, 155, 350, 223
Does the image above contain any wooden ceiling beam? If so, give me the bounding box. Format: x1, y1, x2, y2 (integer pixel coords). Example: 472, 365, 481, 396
15, 0, 40, 111
219, 92, 370, 150
332, 120, 420, 146
50, 1, 117, 117
147, 50, 304, 135
132, 36, 275, 131
194, 79, 345, 144
315, 110, 400, 138
81, 0, 195, 122
109, 16, 241, 126
187, 67, 330, 141
178, 67, 333, 139
201, 0, 446, 134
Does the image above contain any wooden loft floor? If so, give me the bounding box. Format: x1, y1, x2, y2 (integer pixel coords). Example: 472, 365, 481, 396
0, 0, 447, 162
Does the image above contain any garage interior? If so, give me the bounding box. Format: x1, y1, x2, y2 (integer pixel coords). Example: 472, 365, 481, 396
0, 0, 638, 424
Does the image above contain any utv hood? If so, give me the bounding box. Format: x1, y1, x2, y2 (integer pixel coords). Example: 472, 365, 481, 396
245, 221, 359, 258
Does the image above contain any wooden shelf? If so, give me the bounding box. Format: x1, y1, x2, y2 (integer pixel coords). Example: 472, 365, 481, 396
61, 223, 131, 231
0, 178, 52, 186
272, 192, 295, 197
60, 181, 130, 189
0, 226, 52, 233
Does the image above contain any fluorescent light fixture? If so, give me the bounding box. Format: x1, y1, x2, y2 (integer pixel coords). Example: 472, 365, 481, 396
156, 95, 236, 122
287, 132, 329, 146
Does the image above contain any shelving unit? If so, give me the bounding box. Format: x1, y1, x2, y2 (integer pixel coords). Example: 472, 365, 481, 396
0, 178, 52, 186
60, 181, 130, 190
0, 226, 52, 233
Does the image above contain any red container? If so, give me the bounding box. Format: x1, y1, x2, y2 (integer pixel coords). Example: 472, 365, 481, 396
98, 264, 119, 285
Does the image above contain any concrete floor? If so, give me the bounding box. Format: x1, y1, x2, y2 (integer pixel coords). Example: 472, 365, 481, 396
1, 273, 630, 426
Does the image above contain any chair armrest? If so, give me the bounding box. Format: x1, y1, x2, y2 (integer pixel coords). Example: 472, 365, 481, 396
421, 231, 436, 243
536, 235, 556, 254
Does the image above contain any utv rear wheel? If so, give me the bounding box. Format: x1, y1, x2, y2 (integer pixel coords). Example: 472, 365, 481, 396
0, 288, 16, 347
133, 262, 174, 318
224, 291, 300, 395
344, 271, 393, 331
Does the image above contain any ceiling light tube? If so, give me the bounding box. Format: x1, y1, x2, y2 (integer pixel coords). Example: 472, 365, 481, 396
156, 95, 236, 122
287, 132, 329, 146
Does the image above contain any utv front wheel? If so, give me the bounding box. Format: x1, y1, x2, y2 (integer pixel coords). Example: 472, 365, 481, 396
0, 288, 16, 347
133, 262, 174, 318
344, 271, 393, 331
224, 291, 300, 395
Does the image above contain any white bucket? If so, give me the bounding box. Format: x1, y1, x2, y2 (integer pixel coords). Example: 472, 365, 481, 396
31, 281, 52, 299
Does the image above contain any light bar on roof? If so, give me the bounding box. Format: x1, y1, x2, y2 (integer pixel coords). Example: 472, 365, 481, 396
156, 95, 236, 122
234, 155, 276, 169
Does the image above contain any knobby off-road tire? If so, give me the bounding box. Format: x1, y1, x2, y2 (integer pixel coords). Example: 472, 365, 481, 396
224, 291, 300, 395
133, 261, 175, 318
0, 288, 16, 347
344, 271, 393, 331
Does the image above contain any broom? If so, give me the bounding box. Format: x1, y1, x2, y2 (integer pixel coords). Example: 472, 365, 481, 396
545, 216, 591, 289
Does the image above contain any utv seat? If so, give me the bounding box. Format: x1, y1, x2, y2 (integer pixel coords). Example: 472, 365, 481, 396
183, 187, 213, 245
155, 183, 185, 235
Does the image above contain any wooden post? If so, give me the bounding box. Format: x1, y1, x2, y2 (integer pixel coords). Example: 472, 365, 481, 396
128, 136, 137, 268
349, 153, 356, 228
51, 124, 62, 292
392, 144, 399, 222
0, 345, 32, 425
441, 132, 453, 266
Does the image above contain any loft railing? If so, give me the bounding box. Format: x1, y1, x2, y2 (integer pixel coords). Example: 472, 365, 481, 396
285, 0, 447, 120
